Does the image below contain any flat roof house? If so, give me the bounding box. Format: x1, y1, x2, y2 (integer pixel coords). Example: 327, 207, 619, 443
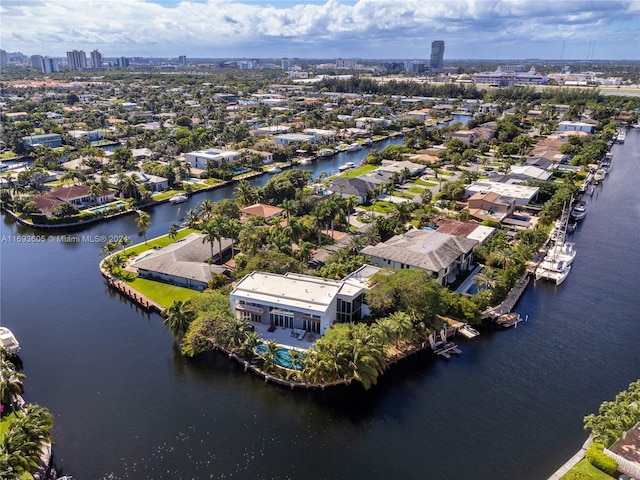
185, 148, 240, 169
361, 230, 477, 286
273, 133, 316, 147
467, 191, 516, 223
230, 270, 375, 335
23, 133, 62, 149
465, 180, 539, 206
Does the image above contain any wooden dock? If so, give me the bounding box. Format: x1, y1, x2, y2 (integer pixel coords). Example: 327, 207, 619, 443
483, 273, 530, 320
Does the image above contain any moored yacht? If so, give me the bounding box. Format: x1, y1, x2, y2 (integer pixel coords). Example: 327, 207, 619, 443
535, 258, 571, 285
571, 202, 587, 221
346, 142, 362, 152
0, 327, 20, 355
546, 241, 576, 266
169, 193, 188, 204
338, 161, 356, 172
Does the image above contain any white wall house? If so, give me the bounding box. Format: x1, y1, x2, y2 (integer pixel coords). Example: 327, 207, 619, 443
558, 121, 596, 133
185, 148, 241, 169
230, 270, 376, 335
273, 133, 316, 147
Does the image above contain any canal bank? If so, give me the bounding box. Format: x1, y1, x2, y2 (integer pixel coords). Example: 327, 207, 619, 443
0, 129, 638, 479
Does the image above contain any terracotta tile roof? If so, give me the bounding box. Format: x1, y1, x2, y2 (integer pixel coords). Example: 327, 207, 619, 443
240, 203, 284, 220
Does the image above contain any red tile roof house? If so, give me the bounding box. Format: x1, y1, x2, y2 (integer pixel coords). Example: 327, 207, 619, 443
33, 185, 117, 216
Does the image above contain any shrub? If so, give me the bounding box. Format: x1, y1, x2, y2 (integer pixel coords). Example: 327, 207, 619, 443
585, 442, 618, 476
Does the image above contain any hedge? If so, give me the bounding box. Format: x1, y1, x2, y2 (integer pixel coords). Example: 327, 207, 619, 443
586, 442, 618, 476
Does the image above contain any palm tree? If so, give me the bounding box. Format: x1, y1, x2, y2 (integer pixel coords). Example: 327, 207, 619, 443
344, 195, 359, 221
473, 267, 497, 290
391, 202, 413, 225
100, 240, 119, 257
280, 198, 296, 221
0, 364, 25, 412
168, 222, 181, 240
163, 300, 195, 339
294, 240, 314, 264
259, 340, 281, 374
198, 199, 216, 221
287, 349, 305, 373
135, 210, 151, 244
222, 218, 241, 258
217, 316, 252, 352
184, 208, 201, 229
234, 179, 257, 207
119, 235, 131, 254
420, 188, 433, 205
201, 219, 222, 261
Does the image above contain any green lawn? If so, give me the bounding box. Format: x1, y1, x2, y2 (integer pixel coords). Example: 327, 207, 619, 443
123, 228, 198, 256
0, 151, 18, 160
407, 186, 425, 194
415, 178, 438, 187
124, 276, 199, 308
339, 164, 379, 178
359, 201, 394, 214
560, 459, 615, 480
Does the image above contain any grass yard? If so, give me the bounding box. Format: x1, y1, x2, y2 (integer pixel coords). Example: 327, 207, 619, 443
407, 186, 425, 194
338, 164, 379, 178
359, 201, 394, 214
124, 276, 199, 308
124, 228, 198, 256
415, 178, 438, 187
560, 459, 615, 480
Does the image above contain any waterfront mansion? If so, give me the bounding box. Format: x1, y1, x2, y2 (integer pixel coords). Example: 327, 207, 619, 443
229, 267, 380, 336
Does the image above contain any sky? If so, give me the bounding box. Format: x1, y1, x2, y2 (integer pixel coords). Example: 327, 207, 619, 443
1, 0, 639, 60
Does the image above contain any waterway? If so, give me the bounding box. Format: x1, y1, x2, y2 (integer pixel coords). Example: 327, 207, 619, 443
1, 124, 638, 479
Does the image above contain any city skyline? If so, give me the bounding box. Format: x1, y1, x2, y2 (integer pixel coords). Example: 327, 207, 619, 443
1, 0, 639, 61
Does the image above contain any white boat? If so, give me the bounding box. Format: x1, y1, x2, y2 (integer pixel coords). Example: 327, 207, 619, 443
297, 157, 314, 165
535, 258, 571, 285
570, 202, 587, 221
496, 313, 523, 328
459, 325, 480, 339
317, 148, 336, 157
338, 162, 356, 172
346, 142, 362, 152
546, 241, 576, 266
593, 169, 606, 183
169, 193, 188, 204
266, 166, 282, 173
0, 327, 20, 354
362, 138, 373, 145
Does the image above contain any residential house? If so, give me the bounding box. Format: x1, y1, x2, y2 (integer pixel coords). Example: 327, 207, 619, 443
466, 191, 516, 222
465, 180, 539, 206
361, 230, 477, 286
434, 218, 496, 246
239, 203, 284, 223
33, 185, 116, 216
185, 148, 241, 169
446, 130, 477, 143
230, 269, 375, 335
508, 165, 552, 181
302, 128, 337, 141
558, 121, 596, 134
273, 133, 316, 147
603, 422, 640, 479
22, 133, 62, 148
328, 177, 377, 204
133, 233, 231, 291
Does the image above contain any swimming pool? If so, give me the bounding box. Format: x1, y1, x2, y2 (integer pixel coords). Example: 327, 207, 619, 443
254, 344, 305, 370
86, 201, 127, 213
183, 178, 200, 184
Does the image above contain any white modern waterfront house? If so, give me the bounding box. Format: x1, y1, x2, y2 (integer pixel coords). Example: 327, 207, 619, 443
185, 148, 241, 169
230, 268, 378, 335
464, 180, 539, 206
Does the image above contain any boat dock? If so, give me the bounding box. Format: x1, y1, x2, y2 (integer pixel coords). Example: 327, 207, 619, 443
104, 276, 162, 313
483, 273, 530, 320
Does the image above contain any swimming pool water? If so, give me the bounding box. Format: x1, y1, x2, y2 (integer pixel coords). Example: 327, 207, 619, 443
254, 344, 305, 370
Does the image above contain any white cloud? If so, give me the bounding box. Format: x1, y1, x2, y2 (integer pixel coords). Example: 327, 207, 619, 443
0, 0, 638, 59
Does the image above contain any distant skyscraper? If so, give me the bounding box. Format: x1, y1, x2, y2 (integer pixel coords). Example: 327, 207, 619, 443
0, 49, 8, 67
30, 54, 44, 70
41, 57, 60, 74
336, 58, 356, 69
178, 55, 187, 65
116, 56, 130, 68
281, 58, 292, 70
430, 40, 445, 72
90, 49, 103, 69
66, 50, 87, 70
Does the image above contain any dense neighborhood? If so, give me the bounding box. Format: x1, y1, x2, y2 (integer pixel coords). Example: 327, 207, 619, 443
1, 60, 640, 479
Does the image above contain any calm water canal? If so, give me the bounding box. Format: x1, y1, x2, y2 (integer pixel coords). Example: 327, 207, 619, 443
1, 129, 638, 479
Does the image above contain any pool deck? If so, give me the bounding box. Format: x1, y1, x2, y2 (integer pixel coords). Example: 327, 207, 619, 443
455, 265, 483, 295
250, 321, 316, 350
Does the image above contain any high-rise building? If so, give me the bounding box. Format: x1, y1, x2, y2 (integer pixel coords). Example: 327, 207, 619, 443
90, 49, 103, 69
41, 57, 60, 74
116, 56, 130, 68
336, 58, 357, 69
0, 49, 8, 67
178, 55, 187, 65
30, 55, 44, 69
66, 50, 87, 70
430, 40, 445, 72
281, 58, 292, 70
